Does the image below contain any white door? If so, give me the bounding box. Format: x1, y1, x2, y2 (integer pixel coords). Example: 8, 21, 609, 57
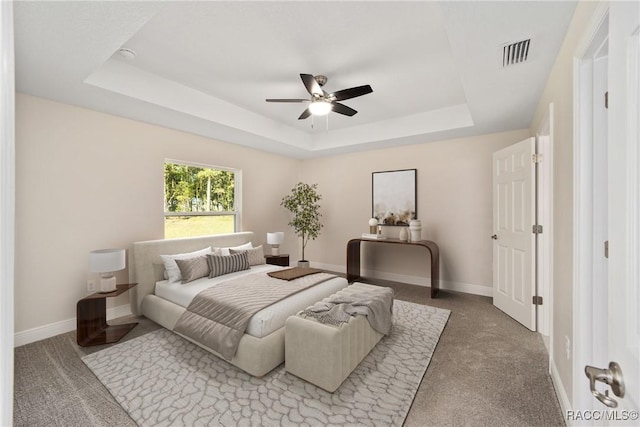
597, 0, 640, 416
492, 137, 536, 331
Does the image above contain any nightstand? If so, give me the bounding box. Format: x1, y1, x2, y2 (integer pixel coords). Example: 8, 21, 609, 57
265, 254, 290, 267
76, 283, 138, 346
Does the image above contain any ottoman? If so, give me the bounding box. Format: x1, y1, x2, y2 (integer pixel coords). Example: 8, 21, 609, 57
284, 282, 392, 392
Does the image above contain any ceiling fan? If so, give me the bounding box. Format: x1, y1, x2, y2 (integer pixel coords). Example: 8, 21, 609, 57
266, 74, 373, 120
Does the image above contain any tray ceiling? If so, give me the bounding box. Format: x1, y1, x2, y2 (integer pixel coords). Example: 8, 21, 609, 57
14, 1, 577, 158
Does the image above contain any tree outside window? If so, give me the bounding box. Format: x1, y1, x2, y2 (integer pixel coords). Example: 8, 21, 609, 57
164, 161, 240, 238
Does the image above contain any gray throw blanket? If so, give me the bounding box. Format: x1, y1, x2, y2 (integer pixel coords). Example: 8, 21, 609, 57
174, 271, 337, 360
300, 284, 394, 335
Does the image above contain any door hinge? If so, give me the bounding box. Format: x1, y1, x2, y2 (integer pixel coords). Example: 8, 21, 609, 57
532, 224, 543, 234
532, 153, 543, 163
533, 296, 543, 305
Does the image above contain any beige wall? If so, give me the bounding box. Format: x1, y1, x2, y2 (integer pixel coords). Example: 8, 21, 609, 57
14, 93, 300, 333
14, 92, 529, 335
299, 129, 529, 293
529, 0, 602, 405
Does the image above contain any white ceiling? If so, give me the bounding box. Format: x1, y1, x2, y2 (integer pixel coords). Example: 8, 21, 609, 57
14, 1, 576, 159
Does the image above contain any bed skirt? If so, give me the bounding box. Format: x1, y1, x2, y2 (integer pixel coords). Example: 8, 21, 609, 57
141, 294, 285, 377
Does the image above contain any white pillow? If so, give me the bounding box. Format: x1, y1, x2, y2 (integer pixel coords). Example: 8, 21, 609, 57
160, 247, 213, 283
215, 242, 253, 256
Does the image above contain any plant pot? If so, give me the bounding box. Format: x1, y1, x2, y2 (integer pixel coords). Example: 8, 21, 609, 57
297, 260, 310, 268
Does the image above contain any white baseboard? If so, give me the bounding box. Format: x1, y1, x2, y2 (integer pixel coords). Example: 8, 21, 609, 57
310, 262, 493, 297
311, 262, 346, 274
14, 304, 132, 347
549, 357, 571, 425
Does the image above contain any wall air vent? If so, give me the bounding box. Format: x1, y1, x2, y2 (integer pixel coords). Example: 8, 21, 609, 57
501, 39, 531, 68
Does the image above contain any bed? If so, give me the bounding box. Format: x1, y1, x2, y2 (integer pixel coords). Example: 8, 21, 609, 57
128, 231, 348, 377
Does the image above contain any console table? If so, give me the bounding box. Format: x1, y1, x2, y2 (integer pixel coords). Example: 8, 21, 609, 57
346, 238, 440, 298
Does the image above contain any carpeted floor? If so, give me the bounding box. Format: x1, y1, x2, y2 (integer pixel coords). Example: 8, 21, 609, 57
13, 280, 565, 426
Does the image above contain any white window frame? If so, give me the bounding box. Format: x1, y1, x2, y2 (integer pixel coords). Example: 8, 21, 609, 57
164, 159, 242, 234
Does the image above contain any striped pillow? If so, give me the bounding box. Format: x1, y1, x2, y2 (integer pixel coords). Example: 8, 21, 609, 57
229, 245, 266, 266
207, 252, 250, 278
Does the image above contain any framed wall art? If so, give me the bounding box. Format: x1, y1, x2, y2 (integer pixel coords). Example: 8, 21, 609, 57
372, 169, 417, 226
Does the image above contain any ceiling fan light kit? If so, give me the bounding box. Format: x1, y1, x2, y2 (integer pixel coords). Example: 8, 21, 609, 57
266, 74, 373, 121
308, 100, 332, 116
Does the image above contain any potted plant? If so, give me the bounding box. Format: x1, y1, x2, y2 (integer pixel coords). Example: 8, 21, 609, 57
281, 182, 323, 267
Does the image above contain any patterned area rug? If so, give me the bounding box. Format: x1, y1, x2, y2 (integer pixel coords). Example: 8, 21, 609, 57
82, 300, 450, 426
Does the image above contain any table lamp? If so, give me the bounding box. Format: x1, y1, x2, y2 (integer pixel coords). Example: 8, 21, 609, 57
89, 248, 126, 293
267, 232, 284, 256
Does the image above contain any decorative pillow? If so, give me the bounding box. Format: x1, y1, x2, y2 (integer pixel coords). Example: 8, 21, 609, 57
207, 252, 250, 278
160, 247, 212, 283
175, 256, 210, 284
214, 242, 253, 256
230, 245, 266, 266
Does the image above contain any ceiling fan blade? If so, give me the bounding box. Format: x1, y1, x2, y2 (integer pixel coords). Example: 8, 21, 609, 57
265, 98, 309, 103
300, 73, 324, 96
332, 85, 373, 101
332, 102, 357, 117
298, 108, 312, 120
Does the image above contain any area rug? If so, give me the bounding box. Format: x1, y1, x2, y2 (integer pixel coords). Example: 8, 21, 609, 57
82, 300, 450, 426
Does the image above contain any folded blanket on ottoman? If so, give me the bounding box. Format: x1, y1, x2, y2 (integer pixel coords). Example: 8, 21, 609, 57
300, 285, 393, 335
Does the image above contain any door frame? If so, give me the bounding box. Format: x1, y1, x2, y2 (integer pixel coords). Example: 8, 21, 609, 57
536, 102, 554, 342
0, 1, 15, 424
572, 2, 610, 417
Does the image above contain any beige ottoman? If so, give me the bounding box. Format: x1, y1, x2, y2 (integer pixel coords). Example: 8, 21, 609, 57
284, 283, 391, 392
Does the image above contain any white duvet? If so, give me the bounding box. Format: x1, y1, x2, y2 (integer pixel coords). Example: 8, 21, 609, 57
155, 265, 347, 338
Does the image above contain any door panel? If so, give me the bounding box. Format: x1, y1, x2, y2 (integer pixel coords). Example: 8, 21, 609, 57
493, 137, 536, 330
513, 249, 525, 303
606, 0, 639, 416
498, 245, 508, 294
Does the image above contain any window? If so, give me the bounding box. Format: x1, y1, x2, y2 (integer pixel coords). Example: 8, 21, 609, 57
164, 160, 241, 238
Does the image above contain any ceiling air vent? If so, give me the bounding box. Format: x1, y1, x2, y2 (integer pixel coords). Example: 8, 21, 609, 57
501, 39, 531, 68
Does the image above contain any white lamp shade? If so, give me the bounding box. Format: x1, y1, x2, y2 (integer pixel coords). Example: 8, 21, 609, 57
308, 101, 332, 116
89, 248, 126, 273
267, 232, 284, 245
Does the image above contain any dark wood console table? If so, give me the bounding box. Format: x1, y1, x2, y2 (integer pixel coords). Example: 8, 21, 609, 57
77, 283, 138, 346
346, 238, 440, 298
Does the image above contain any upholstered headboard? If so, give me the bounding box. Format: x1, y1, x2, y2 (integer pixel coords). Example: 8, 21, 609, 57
128, 231, 255, 315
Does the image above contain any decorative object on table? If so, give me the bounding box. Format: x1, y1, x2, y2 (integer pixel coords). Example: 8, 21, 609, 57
281, 182, 323, 267
361, 233, 386, 240
89, 248, 126, 293
409, 219, 422, 242
368, 217, 379, 234
398, 227, 409, 242
266, 232, 284, 255
372, 169, 417, 226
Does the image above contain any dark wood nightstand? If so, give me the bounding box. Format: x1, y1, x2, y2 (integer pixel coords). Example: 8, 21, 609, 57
76, 283, 138, 347
265, 254, 290, 267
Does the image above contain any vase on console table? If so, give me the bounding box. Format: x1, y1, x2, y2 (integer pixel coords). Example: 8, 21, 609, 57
409, 220, 422, 242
